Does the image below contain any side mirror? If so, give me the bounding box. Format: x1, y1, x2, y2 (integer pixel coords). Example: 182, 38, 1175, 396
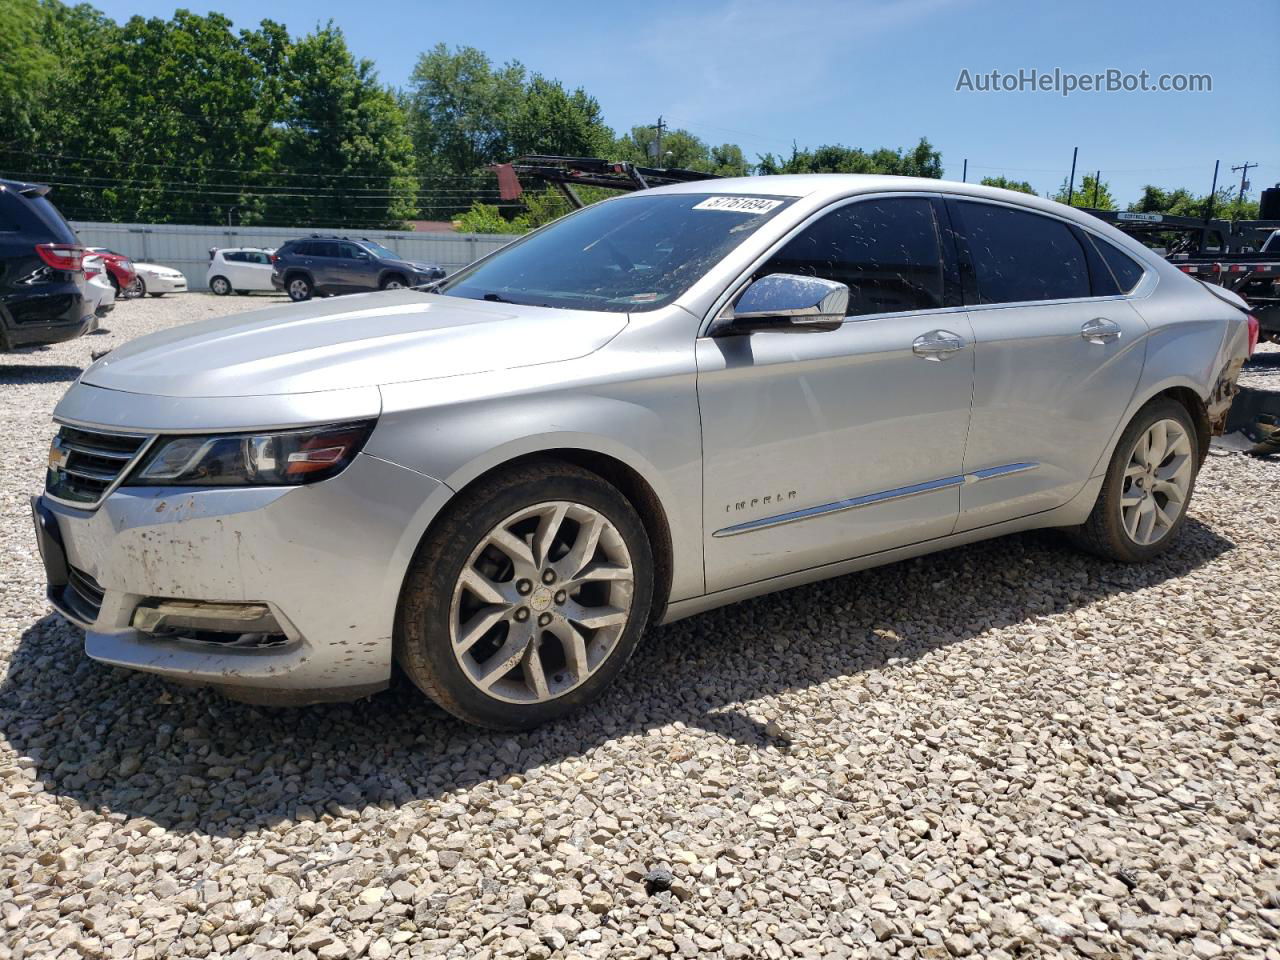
713, 274, 848, 335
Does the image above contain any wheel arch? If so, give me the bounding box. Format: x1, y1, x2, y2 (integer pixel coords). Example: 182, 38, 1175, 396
378, 268, 409, 287
1092, 376, 1211, 477
401, 443, 676, 627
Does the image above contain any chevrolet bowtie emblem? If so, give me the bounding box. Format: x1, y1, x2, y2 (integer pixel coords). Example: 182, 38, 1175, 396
47, 438, 69, 471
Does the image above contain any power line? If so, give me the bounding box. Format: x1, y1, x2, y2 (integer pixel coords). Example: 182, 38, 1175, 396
0, 147, 497, 182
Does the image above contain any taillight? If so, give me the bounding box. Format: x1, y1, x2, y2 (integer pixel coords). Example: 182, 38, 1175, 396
35, 243, 85, 272
269, 254, 279, 264
1247, 314, 1260, 356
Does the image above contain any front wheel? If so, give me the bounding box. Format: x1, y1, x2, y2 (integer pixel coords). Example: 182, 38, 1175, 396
287, 275, 312, 302
380, 274, 407, 290
125, 276, 146, 299
1070, 398, 1199, 562
396, 461, 654, 729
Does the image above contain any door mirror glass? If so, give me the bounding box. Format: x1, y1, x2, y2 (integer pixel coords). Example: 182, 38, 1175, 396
718, 274, 849, 334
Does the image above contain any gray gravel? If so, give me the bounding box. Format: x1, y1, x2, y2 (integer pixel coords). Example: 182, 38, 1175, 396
2, 294, 1279, 960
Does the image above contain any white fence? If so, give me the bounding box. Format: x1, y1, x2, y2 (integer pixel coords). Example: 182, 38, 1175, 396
69, 221, 515, 292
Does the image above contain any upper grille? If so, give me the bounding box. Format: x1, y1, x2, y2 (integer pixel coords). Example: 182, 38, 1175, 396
45, 425, 153, 507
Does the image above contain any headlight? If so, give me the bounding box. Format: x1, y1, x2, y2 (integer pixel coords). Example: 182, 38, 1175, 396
126, 421, 375, 487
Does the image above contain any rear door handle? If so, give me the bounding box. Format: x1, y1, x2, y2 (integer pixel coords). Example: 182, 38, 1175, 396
912, 329, 967, 361
1081, 317, 1122, 344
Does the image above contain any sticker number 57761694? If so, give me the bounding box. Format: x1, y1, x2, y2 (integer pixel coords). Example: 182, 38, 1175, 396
692, 196, 784, 214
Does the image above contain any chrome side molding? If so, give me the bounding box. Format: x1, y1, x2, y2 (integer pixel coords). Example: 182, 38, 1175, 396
713, 462, 1039, 537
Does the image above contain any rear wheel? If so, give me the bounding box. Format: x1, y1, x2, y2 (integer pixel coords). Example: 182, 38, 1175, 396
396, 461, 654, 729
287, 275, 312, 302
209, 276, 231, 296
1070, 398, 1199, 562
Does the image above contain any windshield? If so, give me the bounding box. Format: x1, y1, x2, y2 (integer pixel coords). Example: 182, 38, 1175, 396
363, 241, 401, 259
438, 192, 794, 312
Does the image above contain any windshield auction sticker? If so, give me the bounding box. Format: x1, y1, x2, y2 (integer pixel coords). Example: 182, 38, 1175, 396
692, 196, 784, 214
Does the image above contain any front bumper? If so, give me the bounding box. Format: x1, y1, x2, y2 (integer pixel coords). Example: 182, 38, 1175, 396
34, 452, 449, 703
146, 274, 188, 293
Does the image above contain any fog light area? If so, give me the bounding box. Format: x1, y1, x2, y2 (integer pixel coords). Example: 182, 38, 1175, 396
131, 600, 289, 648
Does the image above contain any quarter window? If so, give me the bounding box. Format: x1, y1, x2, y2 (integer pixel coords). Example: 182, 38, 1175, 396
956, 201, 1090, 304
757, 197, 945, 316
1089, 235, 1145, 293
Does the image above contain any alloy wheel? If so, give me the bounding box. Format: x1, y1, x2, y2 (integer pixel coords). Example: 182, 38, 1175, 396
288, 278, 310, 300
1121, 418, 1193, 545
448, 501, 634, 704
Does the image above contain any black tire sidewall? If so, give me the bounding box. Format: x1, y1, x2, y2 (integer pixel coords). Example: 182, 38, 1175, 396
288, 276, 312, 301
398, 468, 654, 729
210, 276, 230, 296
1101, 398, 1199, 562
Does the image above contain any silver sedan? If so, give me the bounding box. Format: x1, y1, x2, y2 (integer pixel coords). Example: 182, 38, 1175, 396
34, 175, 1255, 727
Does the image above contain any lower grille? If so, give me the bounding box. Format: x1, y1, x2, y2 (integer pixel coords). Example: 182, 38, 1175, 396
45, 425, 152, 507
59, 565, 105, 623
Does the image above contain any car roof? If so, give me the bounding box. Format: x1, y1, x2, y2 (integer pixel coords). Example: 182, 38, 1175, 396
641, 173, 1123, 236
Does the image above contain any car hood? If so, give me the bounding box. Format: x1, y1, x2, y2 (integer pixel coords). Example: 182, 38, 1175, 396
80, 289, 628, 398
389, 259, 439, 273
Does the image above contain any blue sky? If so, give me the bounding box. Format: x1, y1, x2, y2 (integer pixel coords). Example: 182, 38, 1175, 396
93, 0, 1279, 206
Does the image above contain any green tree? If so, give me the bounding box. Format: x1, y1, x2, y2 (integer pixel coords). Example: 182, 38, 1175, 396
506, 75, 613, 159
979, 175, 1037, 195
278, 24, 416, 227
709, 143, 749, 177
405, 44, 524, 176
757, 138, 942, 178
1054, 173, 1116, 210
613, 125, 716, 170
1128, 185, 1258, 221
0, 0, 58, 144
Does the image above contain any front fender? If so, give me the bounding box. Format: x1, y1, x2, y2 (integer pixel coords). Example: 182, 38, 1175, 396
371, 362, 704, 602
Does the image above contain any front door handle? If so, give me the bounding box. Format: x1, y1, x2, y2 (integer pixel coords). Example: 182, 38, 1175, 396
912, 329, 966, 361
1081, 317, 1122, 344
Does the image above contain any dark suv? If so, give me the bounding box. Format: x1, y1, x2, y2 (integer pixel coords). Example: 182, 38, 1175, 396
0, 178, 88, 350
270, 235, 445, 302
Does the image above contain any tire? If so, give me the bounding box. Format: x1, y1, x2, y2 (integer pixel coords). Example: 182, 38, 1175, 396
126, 276, 146, 299
380, 274, 408, 290
395, 460, 655, 729
209, 276, 232, 296
1069, 397, 1200, 562
286, 275, 312, 302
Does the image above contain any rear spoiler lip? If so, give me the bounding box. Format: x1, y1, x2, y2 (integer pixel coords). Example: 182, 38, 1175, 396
1198, 279, 1251, 315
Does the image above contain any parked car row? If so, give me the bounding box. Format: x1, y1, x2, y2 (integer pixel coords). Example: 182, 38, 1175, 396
1, 177, 199, 350
207, 236, 447, 302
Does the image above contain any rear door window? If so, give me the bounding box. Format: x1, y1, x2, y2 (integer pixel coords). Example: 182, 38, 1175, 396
757, 196, 946, 316
954, 201, 1090, 304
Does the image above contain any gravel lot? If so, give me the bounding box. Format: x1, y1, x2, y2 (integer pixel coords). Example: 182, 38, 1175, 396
2, 294, 1279, 960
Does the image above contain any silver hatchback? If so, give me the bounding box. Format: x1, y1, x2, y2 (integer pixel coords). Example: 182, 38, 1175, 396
34, 176, 1253, 727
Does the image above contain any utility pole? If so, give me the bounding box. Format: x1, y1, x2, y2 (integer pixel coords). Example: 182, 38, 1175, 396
653, 116, 667, 166
961, 158, 967, 183
1066, 147, 1078, 205
1231, 161, 1256, 214
1204, 160, 1219, 223
1091, 170, 1100, 208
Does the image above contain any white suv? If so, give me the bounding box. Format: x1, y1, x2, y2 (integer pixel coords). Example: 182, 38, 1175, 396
206, 247, 276, 295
